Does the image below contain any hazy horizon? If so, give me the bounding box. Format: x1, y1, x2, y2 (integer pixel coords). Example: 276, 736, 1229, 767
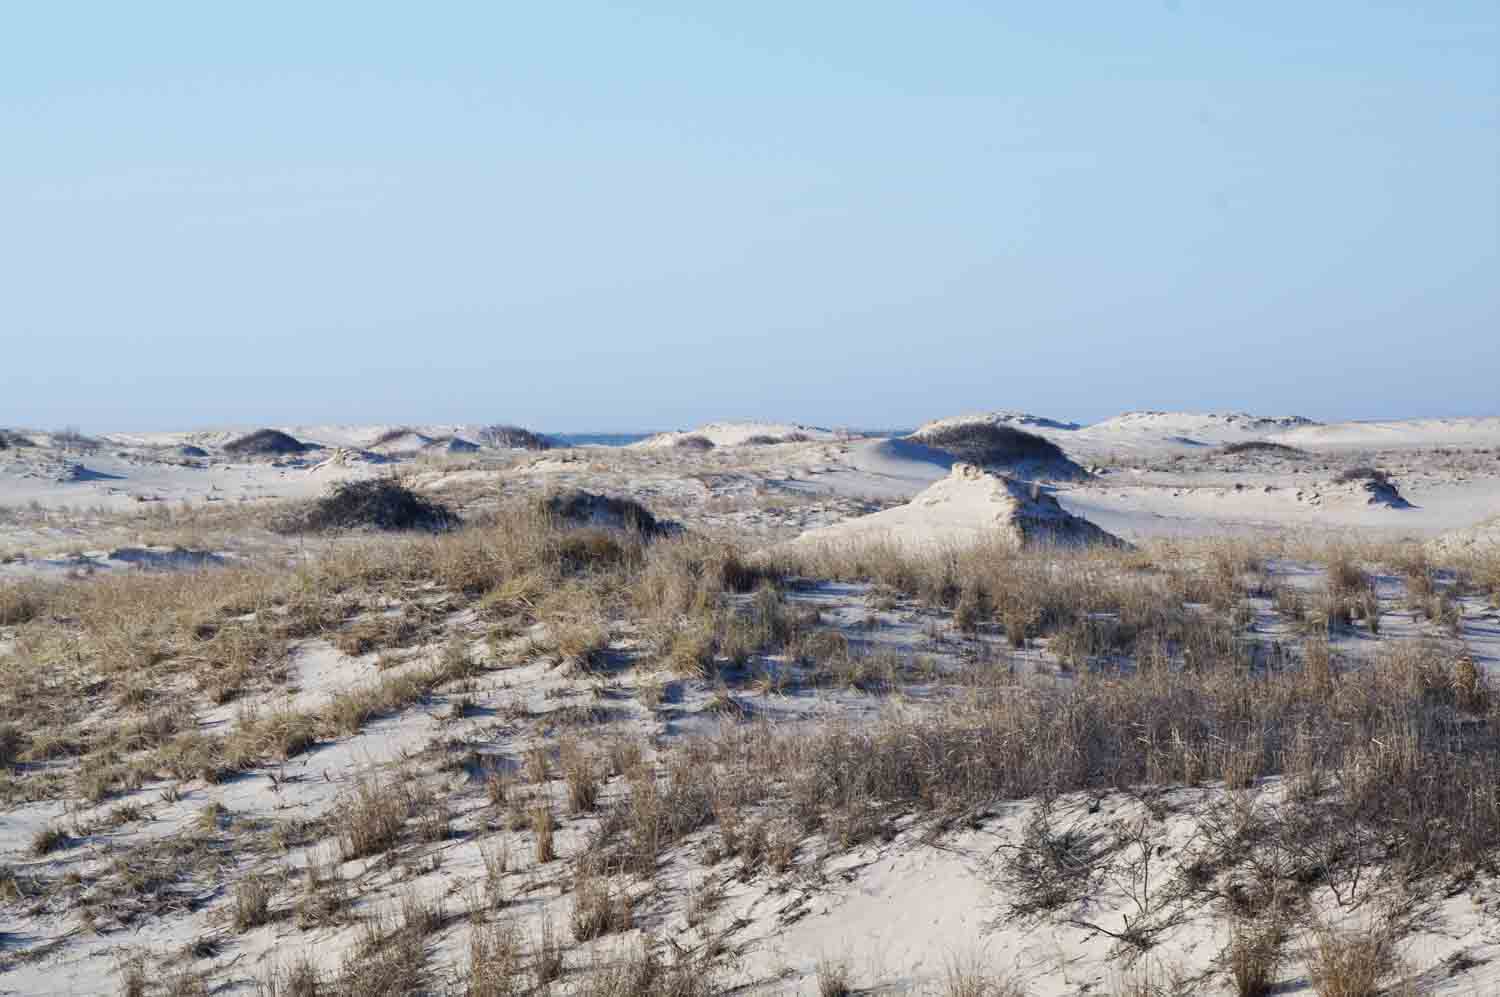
20, 405, 1500, 440
6, 3, 1496, 433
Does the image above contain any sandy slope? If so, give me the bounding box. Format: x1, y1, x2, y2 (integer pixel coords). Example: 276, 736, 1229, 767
790, 464, 1121, 552
632, 422, 841, 448
4, 413, 1500, 995
914, 410, 1500, 461
913, 410, 1083, 433
1282, 416, 1500, 451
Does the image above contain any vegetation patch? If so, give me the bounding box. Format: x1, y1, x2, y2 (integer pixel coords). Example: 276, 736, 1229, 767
278, 478, 459, 533
542, 490, 667, 537
908, 422, 1084, 478
1221, 440, 1306, 456
223, 428, 311, 456
477, 424, 553, 450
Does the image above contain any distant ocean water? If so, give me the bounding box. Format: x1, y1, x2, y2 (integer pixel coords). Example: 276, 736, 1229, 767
549, 432, 654, 447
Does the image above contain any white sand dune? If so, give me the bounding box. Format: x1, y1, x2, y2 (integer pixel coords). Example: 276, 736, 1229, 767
1432, 513, 1500, 555
770, 437, 955, 502
843, 437, 954, 481
1281, 416, 1500, 451
367, 430, 438, 455
632, 421, 840, 448
791, 463, 1121, 552
912, 409, 1500, 465
913, 410, 1082, 433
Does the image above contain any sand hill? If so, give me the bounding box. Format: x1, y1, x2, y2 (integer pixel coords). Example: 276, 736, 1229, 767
913, 410, 1082, 433
632, 421, 839, 449
790, 463, 1122, 552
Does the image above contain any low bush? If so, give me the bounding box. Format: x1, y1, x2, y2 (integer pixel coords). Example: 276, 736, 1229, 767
280, 479, 458, 533
909, 422, 1077, 473
224, 429, 310, 456
1221, 441, 1305, 457
477, 424, 553, 450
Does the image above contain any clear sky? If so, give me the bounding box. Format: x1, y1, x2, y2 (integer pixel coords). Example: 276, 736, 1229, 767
4, 2, 1497, 432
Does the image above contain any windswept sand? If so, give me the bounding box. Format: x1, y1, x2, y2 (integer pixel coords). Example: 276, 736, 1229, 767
790, 463, 1121, 553
2, 409, 1500, 994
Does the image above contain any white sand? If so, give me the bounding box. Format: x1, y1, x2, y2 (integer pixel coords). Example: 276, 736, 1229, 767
5, 410, 1500, 994
790, 463, 1120, 552
632, 421, 841, 448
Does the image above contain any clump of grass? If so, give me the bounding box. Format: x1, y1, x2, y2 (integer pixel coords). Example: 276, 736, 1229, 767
561, 739, 602, 815
30, 825, 67, 856
255, 957, 322, 997
1226, 915, 1285, 997
467, 918, 524, 996
533, 917, 565, 984
1454, 654, 1487, 712
336, 771, 411, 860
532, 805, 556, 863
570, 860, 633, 941
816, 955, 853, 997
233, 875, 274, 931
1307, 925, 1398, 997
0, 582, 46, 626
942, 956, 1029, 997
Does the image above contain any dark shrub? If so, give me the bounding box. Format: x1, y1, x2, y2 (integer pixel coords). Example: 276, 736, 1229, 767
281, 479, 458, 533
1335, 466, 1389, 484
1221, 440, 1306, 457
477, 425, 553, 450
224, 429, 310, 456
673, 434, 715, 451
369, 426, 426, 448
909, 423, 1083, 478
542, 490, 666, 537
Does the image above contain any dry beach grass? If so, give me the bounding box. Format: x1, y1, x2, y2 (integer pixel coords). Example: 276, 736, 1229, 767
1, 423, 1499, 994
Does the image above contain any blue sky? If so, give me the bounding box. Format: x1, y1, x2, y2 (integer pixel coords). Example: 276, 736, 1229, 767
4, 2, 1496, 432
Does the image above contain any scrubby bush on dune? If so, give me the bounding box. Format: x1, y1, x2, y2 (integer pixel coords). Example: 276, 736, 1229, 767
1221, 440, 1306, 457
740, 432, 813, 445
224, 428, 310, 456
673, 434, 714, 451
542, 490, 667, 537
278, 478, 459, 533
1335, 466, 1389, 484
369, 426, 425, 448
909, 422, 1080, 476
477, 424, 553, 450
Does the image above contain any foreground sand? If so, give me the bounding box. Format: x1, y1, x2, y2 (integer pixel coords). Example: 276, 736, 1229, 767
0, 412, 1498, 995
